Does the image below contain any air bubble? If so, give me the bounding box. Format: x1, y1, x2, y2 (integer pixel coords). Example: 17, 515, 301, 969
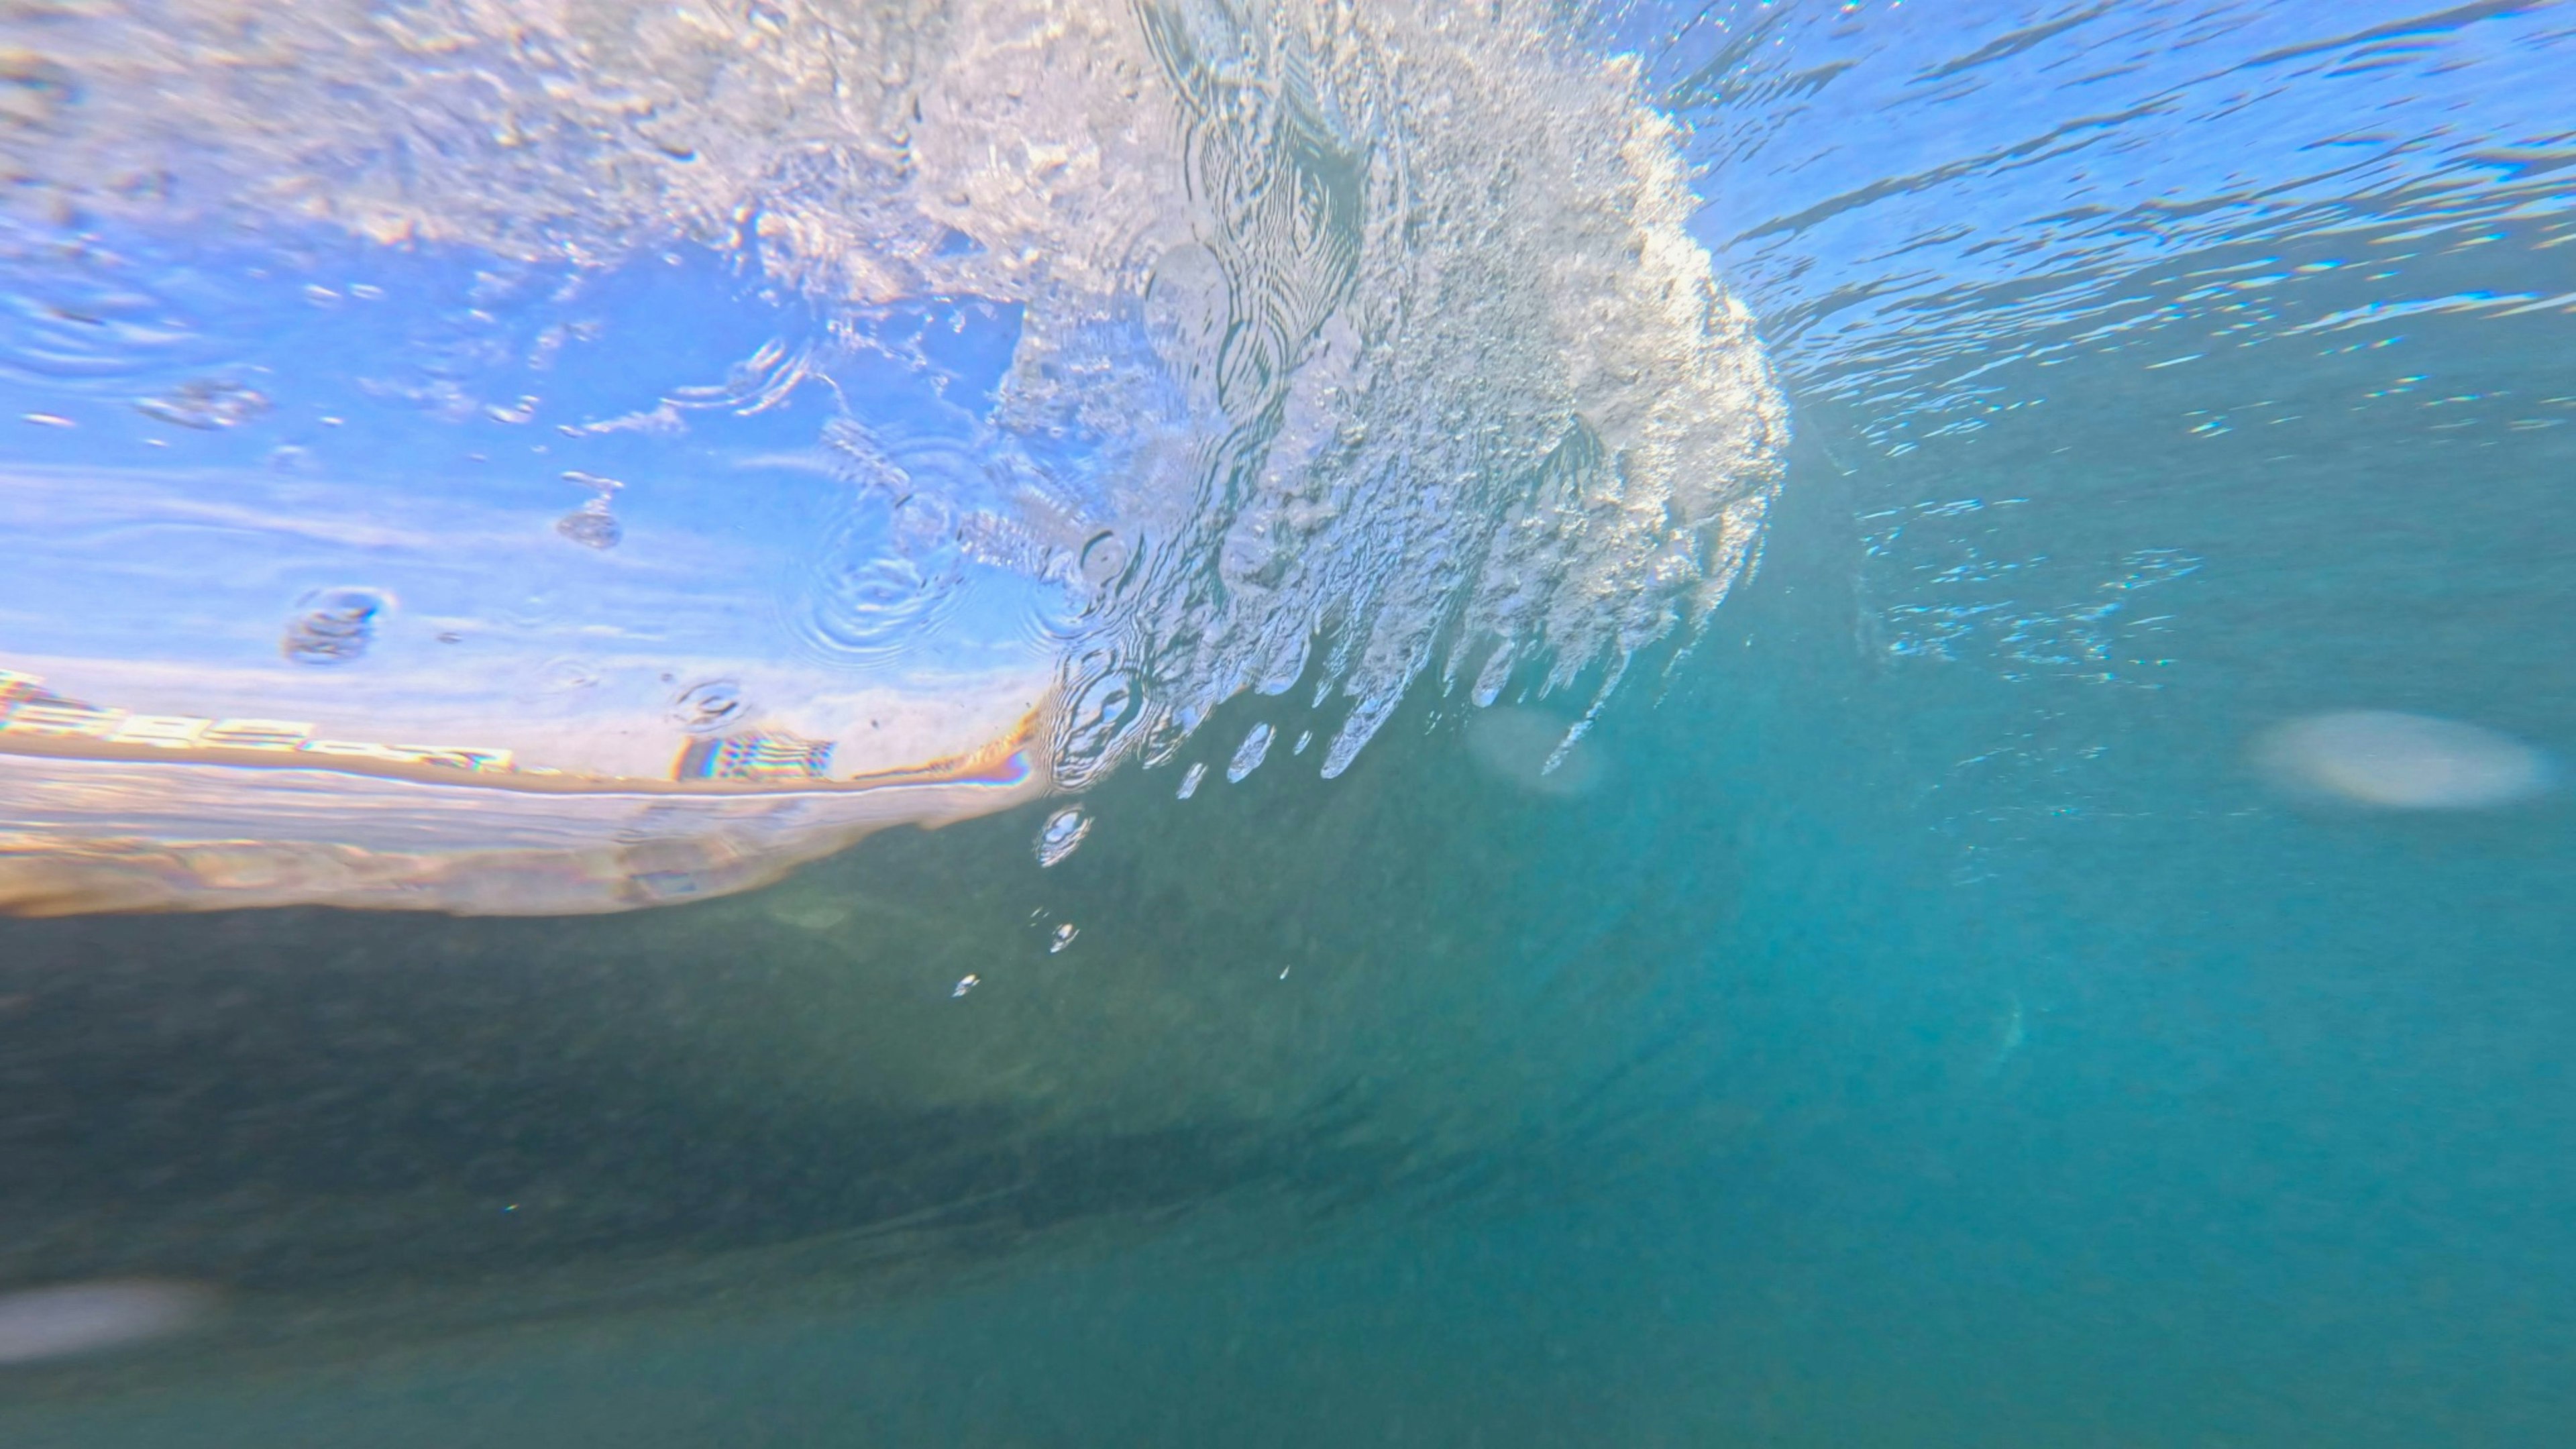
1034, 806, 1092, 867
134, 379, 270, 430
555, 500, 622, 549
281, 587, 388, 665
1226, 722, 1275, 782
669, 680, 751, 735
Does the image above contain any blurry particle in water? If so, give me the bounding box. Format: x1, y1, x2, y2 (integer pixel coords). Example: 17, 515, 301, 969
1464, 706, 1603, 799
1034, 806, 1091, 867
765, 896, 853, 933
1293, 730, 1312, 755
2255, 710, 2555, 810
555, 498, 622, 550
0, 52, 74, 131
669, 679, 751, 735
134, 379, 270, 430
1981, 993, 2027, 1078
0, 1281, 215, 1365
280, 587, 389, 665
951, 974, 980, 998
1226, 722, 1275, 783
1049, 922, 1079, 954
1176, 761, 1207, 800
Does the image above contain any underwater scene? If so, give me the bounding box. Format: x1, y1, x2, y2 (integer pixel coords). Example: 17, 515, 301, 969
0, 0, 2569, 1442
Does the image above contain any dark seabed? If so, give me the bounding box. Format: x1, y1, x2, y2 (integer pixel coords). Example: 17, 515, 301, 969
3, 0, 2573, 1444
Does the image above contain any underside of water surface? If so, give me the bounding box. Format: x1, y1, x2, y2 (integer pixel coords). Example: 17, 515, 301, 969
0, 0, 1782, 914
1, 1, 2573, 1445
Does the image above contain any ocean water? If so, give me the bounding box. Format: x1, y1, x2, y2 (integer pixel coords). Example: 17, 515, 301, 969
1, 1, 2571, 1444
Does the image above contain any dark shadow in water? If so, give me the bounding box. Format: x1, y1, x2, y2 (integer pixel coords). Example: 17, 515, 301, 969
0, 799, 1446, 1393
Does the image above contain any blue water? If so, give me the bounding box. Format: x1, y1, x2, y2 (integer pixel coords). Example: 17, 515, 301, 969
3, 0, 2573, 1443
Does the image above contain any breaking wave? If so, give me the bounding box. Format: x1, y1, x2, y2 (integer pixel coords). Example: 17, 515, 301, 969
0, 0, 1783, 911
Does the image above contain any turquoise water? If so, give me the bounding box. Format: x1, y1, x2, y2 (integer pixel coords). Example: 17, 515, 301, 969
3, 1, 2573, 1443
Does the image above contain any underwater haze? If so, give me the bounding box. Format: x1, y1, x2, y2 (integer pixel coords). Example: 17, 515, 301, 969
1, 0, 2572, 1444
